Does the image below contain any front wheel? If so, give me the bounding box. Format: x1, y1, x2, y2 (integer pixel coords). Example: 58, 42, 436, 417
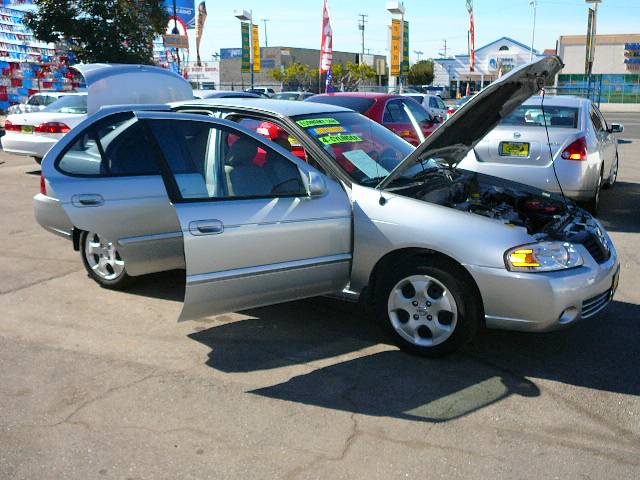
80, 231, 133, 290
375, 258, 482, 357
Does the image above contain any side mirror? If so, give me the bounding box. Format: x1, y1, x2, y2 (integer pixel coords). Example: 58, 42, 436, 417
610, 123, 624, 134
308, 171, 327, 197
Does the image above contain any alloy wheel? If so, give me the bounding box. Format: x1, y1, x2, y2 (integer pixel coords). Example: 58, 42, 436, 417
84, 232, 125, 281
387, 274, 458, 347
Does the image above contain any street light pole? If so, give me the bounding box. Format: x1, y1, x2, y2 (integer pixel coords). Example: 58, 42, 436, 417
386, 1, 406, 92
529, 0, 537, 62
261, 18, 270, 48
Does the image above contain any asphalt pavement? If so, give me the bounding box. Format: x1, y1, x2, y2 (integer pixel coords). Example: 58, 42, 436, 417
0, 113, 639, 479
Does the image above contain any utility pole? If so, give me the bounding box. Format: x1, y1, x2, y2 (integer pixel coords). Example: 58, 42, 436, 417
529, 0, 537, 61
261, 18, 270, 48
358, 14, 368, 62
439, 39, 447, 59
414, 50, 423, 62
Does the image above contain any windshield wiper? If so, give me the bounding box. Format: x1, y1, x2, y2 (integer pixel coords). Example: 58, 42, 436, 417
411, 165, 440, 181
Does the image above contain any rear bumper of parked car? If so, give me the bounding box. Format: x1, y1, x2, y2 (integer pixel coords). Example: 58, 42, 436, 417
1, 132, 60, 158
465, 241, 619, 332
33, 193, 73, 239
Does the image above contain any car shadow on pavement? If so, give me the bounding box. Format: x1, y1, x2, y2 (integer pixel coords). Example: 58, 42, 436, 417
599, 181, 640, 233
123, 269, 185, 302
190, 298, 638, 423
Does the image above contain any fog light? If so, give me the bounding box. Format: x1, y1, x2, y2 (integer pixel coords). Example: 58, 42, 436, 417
559, 307, 579, 325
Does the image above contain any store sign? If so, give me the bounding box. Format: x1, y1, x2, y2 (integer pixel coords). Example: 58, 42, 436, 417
220, 48, 242, 59
164, 0, 196, 29
186, 61, 220, 83
390, 19, 401, 77
624, 43, 640, 71
163, 34, 189, 50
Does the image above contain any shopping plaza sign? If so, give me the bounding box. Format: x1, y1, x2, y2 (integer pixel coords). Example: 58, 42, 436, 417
625, 43, 640, 71
164, 0, 196, 29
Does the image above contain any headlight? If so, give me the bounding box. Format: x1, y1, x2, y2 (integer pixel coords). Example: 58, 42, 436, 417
505, 242, 583, 272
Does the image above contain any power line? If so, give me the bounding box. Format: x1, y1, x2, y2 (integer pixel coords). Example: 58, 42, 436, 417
438, 39, 448, 58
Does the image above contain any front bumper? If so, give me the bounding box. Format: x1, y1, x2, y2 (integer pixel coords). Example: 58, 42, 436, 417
465, 241, 619, 332
1, 132, 59, 158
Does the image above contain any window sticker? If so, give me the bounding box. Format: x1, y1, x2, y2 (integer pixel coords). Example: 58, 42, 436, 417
297, 118, 341, 128
288, 135, 303, 147
342, 149, 389, 178
311, 125, 346, 135
319, 134, 363, 145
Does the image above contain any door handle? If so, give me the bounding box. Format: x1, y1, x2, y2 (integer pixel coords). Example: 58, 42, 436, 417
189, 220, 224, 236
71, 194, 104, 207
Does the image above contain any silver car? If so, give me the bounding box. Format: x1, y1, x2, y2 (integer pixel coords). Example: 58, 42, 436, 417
34, 57, 619, 357
459, 95, 623, 214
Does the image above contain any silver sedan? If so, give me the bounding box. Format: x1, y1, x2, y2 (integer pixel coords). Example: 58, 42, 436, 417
459, 95, 623, 214
34, 57, 619, 357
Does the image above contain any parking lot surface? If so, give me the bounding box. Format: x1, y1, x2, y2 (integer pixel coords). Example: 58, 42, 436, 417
1, 113, 639, 479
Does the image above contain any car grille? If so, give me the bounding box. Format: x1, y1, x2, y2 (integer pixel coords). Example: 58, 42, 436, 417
582, 234, 611, 264
581, 289, 612, 318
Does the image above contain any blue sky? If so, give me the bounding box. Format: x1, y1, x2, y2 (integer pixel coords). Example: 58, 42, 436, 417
192, 0, 639, 64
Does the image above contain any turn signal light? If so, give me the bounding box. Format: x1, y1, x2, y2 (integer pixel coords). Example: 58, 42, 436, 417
40, 172, 47, 195
507, 248, 540, 268
560, 137, 587, 161
35, 122, 71, 134
4, 119, 21, 131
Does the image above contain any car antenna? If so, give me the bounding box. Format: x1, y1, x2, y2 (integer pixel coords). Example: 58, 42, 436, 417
540, 86, 571, 215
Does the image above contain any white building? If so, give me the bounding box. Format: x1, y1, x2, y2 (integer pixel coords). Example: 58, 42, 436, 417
434, 37, 545, 98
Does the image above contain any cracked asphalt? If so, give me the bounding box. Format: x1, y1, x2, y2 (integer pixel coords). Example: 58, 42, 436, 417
1, 112, 639, 479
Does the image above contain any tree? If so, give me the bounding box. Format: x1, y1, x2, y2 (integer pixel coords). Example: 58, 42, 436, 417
332, 62, 376, 91
24, 0, 168, 65
408, 60, 434, 86
271, 62, 318, 91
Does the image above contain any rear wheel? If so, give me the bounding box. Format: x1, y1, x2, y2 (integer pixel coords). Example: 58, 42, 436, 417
34, 157, 42, 165
374, 257, 482, 357
603, 153, 618, 189
80, 231, 133, 289
582, 166, 603, 215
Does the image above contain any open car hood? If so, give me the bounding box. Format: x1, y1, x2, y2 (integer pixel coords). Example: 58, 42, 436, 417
377, 56, 564, 189
70, 63, 193, 115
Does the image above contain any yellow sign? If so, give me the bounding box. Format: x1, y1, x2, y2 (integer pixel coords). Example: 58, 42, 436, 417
314, 126, 346, 135
390, 19, 402, 77
252, 24, 261, 73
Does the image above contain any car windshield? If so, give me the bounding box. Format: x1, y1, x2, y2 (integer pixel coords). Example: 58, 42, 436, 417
294, 111, 434, 186
305, 96, 376, 114
44, 95, 87, 114
500, 104, 580, 128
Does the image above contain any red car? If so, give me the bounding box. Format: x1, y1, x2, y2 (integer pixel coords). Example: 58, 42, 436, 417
305, 92, 438, 146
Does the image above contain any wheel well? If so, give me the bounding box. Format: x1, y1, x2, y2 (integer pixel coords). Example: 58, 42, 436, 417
72, 227, 83, 251
367, 248, 485, 319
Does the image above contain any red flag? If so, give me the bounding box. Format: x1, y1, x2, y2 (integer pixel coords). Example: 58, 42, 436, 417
466, 0, 475, 72
319, 0, 333, 73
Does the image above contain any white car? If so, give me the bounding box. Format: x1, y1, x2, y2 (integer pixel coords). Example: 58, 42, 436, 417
7, 92, 74, 115
403, 93, 448, 122
1, 64, 193, 163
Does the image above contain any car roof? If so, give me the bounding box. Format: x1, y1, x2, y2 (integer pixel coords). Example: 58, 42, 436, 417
523, 95, 587, 108
170, 97, 352, 116
313, 92, 403, 100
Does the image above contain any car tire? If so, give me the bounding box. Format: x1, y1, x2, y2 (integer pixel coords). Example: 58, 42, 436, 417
374, 257, 482, 357
603, 153, 618, 189
582, 166, 603, 215
80, 231, 133, 290
34, 157, 42, 165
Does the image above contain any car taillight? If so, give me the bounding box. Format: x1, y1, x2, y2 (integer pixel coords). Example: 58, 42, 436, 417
4, 119, 21, 131
560, 137, 587, 161
35, 122, 71, 134
40, 172, 47, 195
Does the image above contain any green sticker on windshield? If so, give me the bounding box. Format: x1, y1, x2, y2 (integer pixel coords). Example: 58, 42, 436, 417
297, 118, 341, 128
319, 134, 363, 145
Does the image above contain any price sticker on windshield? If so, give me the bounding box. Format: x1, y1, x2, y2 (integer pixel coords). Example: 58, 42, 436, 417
311, 126, 346, 135
297, 118, 341, 128
319, 134, 363, 145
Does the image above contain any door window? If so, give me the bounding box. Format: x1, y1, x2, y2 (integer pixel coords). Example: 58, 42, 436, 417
148, 119, 306, 201
590, 108, 604, 132
429, 97, 439, 108
57, 113, 161, 177
435, 97, 446, 109
383, 100, 411, 123
403, 99, 433, 124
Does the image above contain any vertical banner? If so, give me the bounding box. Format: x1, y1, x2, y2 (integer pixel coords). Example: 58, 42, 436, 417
195, 1, 207, 66
585, 8, 596, 76
241, 23, 250, 73
466, 0, 475, 72
401, 21, 410, 76
390, 19, 402, 77
252, 24, 261, 73
319, 0, 333, 73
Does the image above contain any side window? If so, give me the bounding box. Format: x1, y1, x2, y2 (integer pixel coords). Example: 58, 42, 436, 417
148, 120, 306, 201
429, 97, 438, 108
28, 95, 42, 106
436, 97, 446, 109
383, 100, 411, 123
590, 108, 603, 132
594, 107, 608, 131
403, 100, 432, 124
57, 113, 161, 177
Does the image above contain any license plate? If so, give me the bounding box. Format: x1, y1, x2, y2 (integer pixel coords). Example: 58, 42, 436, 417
21, 125, 34, 134
499, 141, 530, 157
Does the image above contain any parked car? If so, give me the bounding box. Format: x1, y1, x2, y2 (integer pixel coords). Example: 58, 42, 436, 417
35, 57, 619, 357
420, 85, 449, 99
306, 92, 439, 146
2, 64, 193, 163
273, 91, 316, 101
402, 93, 448, 122
458, 95, 622, 214
7, 92, 74, 115
447, 94, 475, 118
193, 90, 260, 99
245, 87, 275, 97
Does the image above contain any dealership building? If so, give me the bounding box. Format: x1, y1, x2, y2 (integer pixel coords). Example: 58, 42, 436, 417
556, 34, 640, 103
433, 37, 545, 98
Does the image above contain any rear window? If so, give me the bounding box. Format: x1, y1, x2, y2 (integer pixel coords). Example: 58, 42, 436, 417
500, 105, 580, 128
44, 95, 87, 114
306, 95, 376, 114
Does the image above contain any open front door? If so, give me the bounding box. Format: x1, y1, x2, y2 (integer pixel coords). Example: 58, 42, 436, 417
141, 112, 353, 321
